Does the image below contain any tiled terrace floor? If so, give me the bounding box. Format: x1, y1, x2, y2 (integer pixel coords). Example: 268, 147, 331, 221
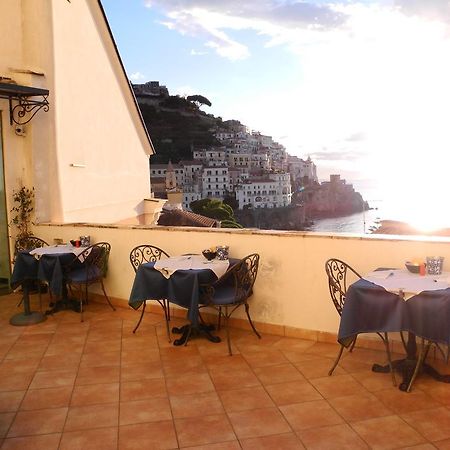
1, 293, 450, 449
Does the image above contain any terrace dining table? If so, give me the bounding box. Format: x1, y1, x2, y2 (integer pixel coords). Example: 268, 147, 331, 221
338, 269, 450, 391
10, 245, 86, 325
129, 254, 238, 345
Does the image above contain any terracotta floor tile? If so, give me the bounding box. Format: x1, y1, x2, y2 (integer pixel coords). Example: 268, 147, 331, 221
351, 370, 397, 392
120, 361, 164, 382
295, 358, 346, 379
401, 406, 450, 442
241, 350, 289, 368
38, 353, 81, 372
265, 380, 322, 406
328, 392, 393, 422
175, 414, 236, 447
279, 400, 344, 431
240, 432, 305, 449
70, 383, 119, 406
170, 392, 224, 418
282, 351, 325, 364
209, 367, 261, 391
425, 384, 450, 407
0, 391, 25, 412
59, 426, 118, 450
121, 349, 161, 365
203, 354, 250, 371
8, 407, 68, 437
435, 438, 450, 449
75, 365, 120, 385
180, 440, 241, 450
304, 342, 342, 358
162, 354, 207, 377
0, 413, 15, 438
309, 374, 367, 399
0, 357, 41, 374
373, 388, 441, 414
218, 386, 274, 412
119, 397, 172, 425
166, 372, 215, 396
83, 339, 121, 354
0, 433, 61, 450
297, 423, 369, 449
120, 378, 167, 402
64, 404, 119, 431
228, 407, 291, 439
253, 363, 305, 385
21, 386, 73, 410
351, 415, 426, 449
403, 444, 444, 450
272, 338, 316, 351
119, 420, 178, 449
0, 372, 33, 392
79, 351, 121, 368
29, 369, 76, 389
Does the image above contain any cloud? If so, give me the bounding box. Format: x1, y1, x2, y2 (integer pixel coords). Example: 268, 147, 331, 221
345, 132, 366, 142
145, 1, 348, 60
395, 0, 450, 23
310, 150, 366, 161
190, 49, 208, 56
129, 71, 146, 81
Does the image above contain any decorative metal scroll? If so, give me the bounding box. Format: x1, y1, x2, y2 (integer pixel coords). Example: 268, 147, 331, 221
9, 95, 50, 125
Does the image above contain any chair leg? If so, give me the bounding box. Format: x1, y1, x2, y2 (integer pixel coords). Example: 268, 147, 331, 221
100, 280, 115, 311
244, 302, 261, 339
382, 332, 396, 386
133, 302, 147, 334
217, 306, 222, 330
162, 299, 171, 343
80, 286, 84, 323
224, 306, 232, 356
407, 339, 430, 392
329, 344, 345, 376
349, 336, 357, 352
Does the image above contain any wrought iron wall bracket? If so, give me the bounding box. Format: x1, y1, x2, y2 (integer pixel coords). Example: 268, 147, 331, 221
9, 95, 49, 125
0, 83, 50, 126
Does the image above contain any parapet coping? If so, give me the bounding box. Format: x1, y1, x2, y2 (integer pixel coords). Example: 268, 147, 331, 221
35, 222, 450, 244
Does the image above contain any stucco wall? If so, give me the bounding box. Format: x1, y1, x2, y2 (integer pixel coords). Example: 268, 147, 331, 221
0, 0, 152, 228
34, 224, 450, 336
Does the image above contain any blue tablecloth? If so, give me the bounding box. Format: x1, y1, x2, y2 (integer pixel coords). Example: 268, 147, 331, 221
338, 279, 450, 346
129, 259, 238, 326
11, 251, 77, 297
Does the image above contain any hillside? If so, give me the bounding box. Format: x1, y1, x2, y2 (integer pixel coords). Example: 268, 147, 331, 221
136, 97, 222, 164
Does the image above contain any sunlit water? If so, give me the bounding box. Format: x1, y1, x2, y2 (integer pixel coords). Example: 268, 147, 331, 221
310, 179, 450, 234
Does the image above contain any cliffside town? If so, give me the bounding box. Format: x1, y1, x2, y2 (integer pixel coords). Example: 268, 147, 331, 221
134, 81, 368, 229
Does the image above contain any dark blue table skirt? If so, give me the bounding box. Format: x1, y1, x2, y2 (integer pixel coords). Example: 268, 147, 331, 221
129, 260, 237, 326
338, 279, 450, 347
11, 252, 78, 297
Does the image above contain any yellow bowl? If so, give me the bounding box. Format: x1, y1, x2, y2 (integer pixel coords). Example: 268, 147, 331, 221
405, 261, 420, 274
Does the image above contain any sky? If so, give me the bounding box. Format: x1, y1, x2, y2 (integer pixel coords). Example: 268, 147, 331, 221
101, 0, 450, 228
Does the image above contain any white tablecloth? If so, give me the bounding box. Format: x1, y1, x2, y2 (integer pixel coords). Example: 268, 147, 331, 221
363, 269, 450, 300
30, 244, 87, 259
154, 255, 230, 279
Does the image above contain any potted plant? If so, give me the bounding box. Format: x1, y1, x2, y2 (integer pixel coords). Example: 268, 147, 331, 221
9, 186, 35, 240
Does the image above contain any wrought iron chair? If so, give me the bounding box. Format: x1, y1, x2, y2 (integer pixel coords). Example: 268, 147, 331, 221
65, 242, 114, 321
200, 253, 261, 355
325, 258, 396, 386
129, 245, 171, 339
14, 236, 50, 309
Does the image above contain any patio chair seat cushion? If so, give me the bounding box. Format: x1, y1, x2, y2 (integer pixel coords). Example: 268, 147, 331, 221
67, 266, 102, 283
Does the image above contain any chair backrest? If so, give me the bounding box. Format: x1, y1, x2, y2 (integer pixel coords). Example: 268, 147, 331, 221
78, 242, 111, 278
325, 258, 361, 315
15, 236, 48, 254
224, 253, 260, 303
129, 245, 170, 273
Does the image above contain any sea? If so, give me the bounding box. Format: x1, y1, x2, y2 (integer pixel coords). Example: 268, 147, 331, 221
309, 179, 399, 234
